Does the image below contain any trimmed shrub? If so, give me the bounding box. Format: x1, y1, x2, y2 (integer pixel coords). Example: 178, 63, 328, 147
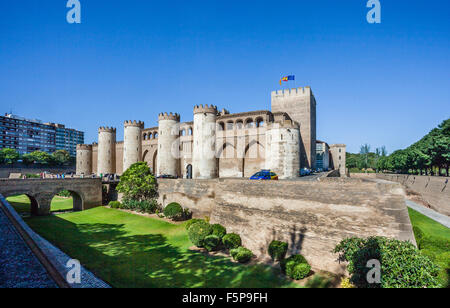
163, 202, 183, 220
211, 224, 227, 239
109, 201, 121, 209
203, 235, 221, 252
334, 236, 441, 288
268, 240, 288, 261
187, 221, 213, 247
290, 263, 311, 280
122, 199, 158, 213
280, 254, 308, 274
185, 219, 204, 231
222, 233, 241, 249
230, 247, 253, 263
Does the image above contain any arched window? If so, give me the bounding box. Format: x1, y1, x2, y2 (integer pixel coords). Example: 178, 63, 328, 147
188, 127, 193, 135
226, 121, 233, 130
236, 120, 244, 129
154, 132, 158, 138
218, 122, 225, 131
245, 119, 254, 128
256, 118, 264, 127
181, 129, 186, 136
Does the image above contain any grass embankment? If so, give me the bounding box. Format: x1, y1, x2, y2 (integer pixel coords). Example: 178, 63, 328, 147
408, 208, 450, 288
24, 206, 299, 288
6, 194, 73, 214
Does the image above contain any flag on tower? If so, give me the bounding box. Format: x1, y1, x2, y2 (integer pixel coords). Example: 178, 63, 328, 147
279, 75, 295, 85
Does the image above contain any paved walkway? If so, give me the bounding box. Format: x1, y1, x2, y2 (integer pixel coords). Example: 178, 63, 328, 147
406, 199, 450, 228
0, 195, 110, 288
0, 206, 57, 288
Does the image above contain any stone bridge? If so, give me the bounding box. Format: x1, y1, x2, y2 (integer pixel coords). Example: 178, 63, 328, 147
0, 178, 103, 216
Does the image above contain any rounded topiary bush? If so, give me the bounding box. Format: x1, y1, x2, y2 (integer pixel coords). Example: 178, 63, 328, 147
211, 224, 227, 239
163, 202, 183, 219
230, 247, 253, 263
289, 263, 311, 280
109, 201, 121, 209
203, 235, 221, 252
280, 254, 308, 274
185, 219, 204, 230
268, 240, 288, 261
187, 221, 213, 247
222, 233, 242, 249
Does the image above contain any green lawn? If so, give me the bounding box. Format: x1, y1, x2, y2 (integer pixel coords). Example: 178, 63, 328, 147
6, 194, 74, 214
408, 208, 450, 288
24, 207, 299, 288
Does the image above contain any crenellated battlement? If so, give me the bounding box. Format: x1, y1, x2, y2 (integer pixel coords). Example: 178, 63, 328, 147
158, 112, 180, 121
77, 144, 93, 151
124, 120, 144, 128
194, 104, 217, 114
271, 86, 312, 98
98, 126, 116, 133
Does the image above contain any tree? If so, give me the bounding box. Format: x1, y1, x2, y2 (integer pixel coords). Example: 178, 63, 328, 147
1, 148, 19, 164
359, 144, 371, 172
116, 162, 157, 201
52, 150, 71, 165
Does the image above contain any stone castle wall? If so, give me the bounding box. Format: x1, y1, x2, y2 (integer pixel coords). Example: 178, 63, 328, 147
376, 174, 450, 216
79, 87, 345, 178
157, 177, 415, 273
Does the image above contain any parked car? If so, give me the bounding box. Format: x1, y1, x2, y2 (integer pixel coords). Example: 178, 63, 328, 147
300, 168, 312, 176
250, 170, 279, 180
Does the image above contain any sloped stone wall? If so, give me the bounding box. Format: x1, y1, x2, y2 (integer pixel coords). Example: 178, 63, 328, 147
157, 177, 415, 274
376, 174, 450, 216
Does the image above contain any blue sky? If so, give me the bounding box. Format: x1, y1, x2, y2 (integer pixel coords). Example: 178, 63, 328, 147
0, 0, 449, 153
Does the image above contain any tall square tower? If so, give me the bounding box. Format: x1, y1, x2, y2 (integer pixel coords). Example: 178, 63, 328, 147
271, 87, 316, 169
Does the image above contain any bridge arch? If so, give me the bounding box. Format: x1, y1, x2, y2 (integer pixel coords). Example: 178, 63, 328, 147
50, 189, 84, 212
4, 192, 40, 216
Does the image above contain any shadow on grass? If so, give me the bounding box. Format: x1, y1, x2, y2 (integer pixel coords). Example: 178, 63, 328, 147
26, 215, 297, 288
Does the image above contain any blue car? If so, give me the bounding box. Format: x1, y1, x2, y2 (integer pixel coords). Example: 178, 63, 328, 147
250, 170, 279, 180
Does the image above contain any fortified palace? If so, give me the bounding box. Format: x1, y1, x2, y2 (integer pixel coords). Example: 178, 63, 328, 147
76, 87, 346, 179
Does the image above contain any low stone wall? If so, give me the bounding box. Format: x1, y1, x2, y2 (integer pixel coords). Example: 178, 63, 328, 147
375, 174, 450, 216
157, 177, 415, 274
0, 165, 75, 178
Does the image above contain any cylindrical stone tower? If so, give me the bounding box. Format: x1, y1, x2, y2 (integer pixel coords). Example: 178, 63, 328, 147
97, 126, 116, 175
76, 144, 93, 175
157, 112, 180, 177
265, 120, 300, 179
193, 104, 218, 179
123, 120, 144, 172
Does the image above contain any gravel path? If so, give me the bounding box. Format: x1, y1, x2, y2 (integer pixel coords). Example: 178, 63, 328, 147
0, 206, 57, 288
406, 199, 450, 228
